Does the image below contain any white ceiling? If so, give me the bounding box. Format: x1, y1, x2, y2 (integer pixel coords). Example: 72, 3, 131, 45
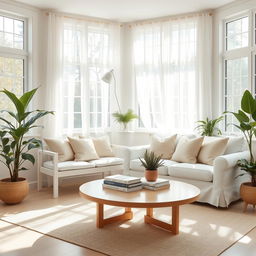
15, 0, 235, 22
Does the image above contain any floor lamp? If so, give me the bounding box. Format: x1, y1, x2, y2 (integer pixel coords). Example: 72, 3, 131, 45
101, 69, 122, 113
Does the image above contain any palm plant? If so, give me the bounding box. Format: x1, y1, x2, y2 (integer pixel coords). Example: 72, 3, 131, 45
195, 116, 223, 136
0, 88, 53, 182
139, 150, 165, 170
112, 109, 138, 130
225, 90, 256, 186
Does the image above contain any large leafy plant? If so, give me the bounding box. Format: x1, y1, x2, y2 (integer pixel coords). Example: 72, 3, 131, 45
226, 90, 256, 186
0, 88, 53, 182
112, 109, 138, 130
139, 150, 164, 171
195, 116, 223, 136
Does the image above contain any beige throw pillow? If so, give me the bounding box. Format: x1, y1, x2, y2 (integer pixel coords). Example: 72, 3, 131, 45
68, 137, 99, 161
198, 137, 229, 165
171, 136, 204, 164
150, 134, 177, 159
44, 138, 74, 162
92, 136, 115, 157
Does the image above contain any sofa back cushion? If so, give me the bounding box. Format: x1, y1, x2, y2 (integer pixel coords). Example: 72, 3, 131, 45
68, 137, 99, 161
150, 134, 177, 159
44, 138, 74, 162
92, 136, 115, 157
171, 136, 204, 164
198, 137, 229, 165
224, 136, 244, 154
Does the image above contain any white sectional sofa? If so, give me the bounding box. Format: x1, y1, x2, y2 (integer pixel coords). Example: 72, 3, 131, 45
37, 144, 125, 198
126, 136, 250, 207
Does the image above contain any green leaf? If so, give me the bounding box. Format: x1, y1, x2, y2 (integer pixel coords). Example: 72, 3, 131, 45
241, 90, 256, 114
2, 137, 9, 146
21, 153, 35, 164
0, 89, 24, 120
3, 145, 10, 154
19, 88, 38, 111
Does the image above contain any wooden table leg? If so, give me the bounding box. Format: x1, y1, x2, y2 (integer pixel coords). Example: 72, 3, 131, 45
96, 204, 133, 228
96, 203, 104, 228
144, 206, 180, 235
172, 205, 179, 235
146, 208, 153, 217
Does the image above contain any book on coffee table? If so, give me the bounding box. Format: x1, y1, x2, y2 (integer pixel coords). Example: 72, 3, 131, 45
141, 178, 170, 188
104, 174, 141, 185
143, 184, 170, 191
102, 183, 142, 192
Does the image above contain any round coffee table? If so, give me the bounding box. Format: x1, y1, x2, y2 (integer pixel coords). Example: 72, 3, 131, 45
79, 179, 200, 235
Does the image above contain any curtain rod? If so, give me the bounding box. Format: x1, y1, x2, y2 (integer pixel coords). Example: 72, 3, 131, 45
127, 11, 213, 27
45, 12, 123, 27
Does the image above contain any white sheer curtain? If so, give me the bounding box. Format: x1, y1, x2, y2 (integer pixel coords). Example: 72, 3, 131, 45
133, 14, 212, 133
43, 13, 120, 137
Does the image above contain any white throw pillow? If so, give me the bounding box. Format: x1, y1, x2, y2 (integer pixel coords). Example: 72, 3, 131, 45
171, 136, 204, 164
44, 138, 74, 162
224, 136, 244, 154
92, 136, 115, 157
150, 134, 177, 159
68, 137, 99, 161
198, 137, 229, 165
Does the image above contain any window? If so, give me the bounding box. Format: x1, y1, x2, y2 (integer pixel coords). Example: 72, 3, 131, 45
223, 14, 250, 132
226, 16, 249, 50
134, 19, 197, 131
0, 14, 26, 115
62, 23, 112, 132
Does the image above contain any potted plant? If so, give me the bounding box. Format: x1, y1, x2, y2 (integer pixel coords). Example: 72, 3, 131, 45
0, 88, 53, 204
226, 90, 256, 211
139, 150, 164, 182
112, 109, 138, 130
195, 116, 223, 136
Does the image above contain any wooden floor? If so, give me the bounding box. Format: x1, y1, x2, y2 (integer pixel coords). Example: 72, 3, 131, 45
0, 218, 255, 256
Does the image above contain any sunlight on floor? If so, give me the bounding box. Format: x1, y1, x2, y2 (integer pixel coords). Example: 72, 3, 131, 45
0, 221, 43, 254
238, 235, 252, 244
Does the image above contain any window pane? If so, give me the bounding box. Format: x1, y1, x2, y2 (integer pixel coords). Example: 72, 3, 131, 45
74, 113, 82, 128
226, 17, 248, 50
0, 16, 24, 50
0, 56, 24, 116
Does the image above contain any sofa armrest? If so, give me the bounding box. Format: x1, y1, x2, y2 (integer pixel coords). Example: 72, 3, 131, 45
111, 144, 130, 171
129, 145, 150, 160
213, 151, 250, 187
214, 151, 250, 169
39, 149, 58, 168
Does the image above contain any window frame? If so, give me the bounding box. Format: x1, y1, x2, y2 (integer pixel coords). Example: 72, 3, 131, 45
0, 12, 28, 96
222, 11, 253, 133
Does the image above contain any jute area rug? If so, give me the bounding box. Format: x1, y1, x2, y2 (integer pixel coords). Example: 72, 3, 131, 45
0, 184, 255, 256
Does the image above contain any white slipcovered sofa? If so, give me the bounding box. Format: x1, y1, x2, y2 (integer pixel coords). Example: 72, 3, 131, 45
37, 144, 127, 198
126, 136, 250, 207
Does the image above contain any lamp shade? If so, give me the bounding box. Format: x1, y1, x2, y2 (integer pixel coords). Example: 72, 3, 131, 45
101, 69, 114, 83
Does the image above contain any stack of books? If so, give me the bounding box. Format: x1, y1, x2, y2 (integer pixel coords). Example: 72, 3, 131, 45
141, 178, 170, 190
103, 175, 143, 192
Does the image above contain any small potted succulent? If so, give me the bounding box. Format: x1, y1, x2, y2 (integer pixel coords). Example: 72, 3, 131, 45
139, 150, 164, 182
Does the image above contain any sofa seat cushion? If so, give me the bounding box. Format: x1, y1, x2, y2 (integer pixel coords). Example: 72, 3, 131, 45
168, 163, 213, 182
89, 157, 124, 167
130, 159, 177, 175
43, 161, 95, 171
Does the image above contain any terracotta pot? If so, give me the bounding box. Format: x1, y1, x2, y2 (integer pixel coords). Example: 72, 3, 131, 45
145, 169, 158, 182
0, 178, 29, 205
240, 182, 256, 211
